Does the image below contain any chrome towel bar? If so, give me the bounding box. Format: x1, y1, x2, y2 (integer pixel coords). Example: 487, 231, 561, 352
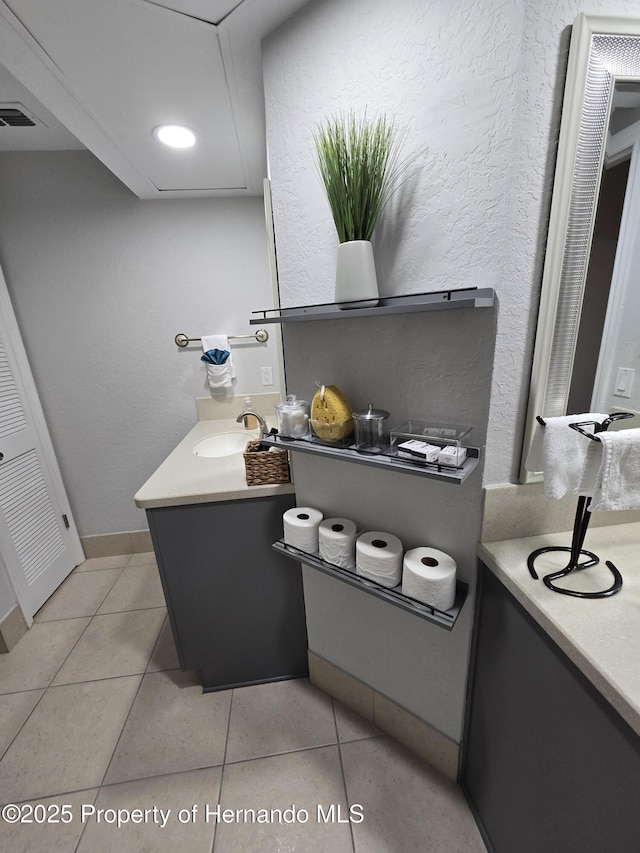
175, 330, 269, 348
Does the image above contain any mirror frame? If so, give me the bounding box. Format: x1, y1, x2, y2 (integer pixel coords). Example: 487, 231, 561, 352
520, 13, 640, 483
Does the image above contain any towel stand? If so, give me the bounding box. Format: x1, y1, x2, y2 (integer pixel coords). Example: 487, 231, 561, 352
175, 330, 269, 348
527, 412, 633, 599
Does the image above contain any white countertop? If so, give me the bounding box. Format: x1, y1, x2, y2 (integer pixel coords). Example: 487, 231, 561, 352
134, 418, 295, 509
478, 522, 640, 736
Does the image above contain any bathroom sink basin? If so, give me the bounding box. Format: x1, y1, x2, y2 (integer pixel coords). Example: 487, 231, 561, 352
193, 433, 249, 458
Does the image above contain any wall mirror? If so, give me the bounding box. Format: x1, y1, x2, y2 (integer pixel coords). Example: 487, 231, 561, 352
521, 14, 640, 483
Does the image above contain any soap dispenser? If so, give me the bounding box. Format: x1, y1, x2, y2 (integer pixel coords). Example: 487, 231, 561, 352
242, 397, 258, 430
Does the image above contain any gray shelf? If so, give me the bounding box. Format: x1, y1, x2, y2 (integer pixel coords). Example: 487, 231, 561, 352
273, 539, 467, 630
250, 287, 494, 324
260, 434, 479, 484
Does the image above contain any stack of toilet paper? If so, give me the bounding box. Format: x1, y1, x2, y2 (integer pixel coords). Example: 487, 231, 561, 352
318, 518, 358, 569
282, 506, 324, 552
282, 506, 457, 612
401, 547, 457, 611
356, 531, 404, 588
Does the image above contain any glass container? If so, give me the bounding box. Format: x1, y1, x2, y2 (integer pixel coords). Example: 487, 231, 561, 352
352, 404, 390, 454
274, 395, 309, 438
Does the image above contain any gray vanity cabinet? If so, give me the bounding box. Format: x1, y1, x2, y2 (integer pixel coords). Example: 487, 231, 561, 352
146, 493, 308, 691
463, 564, 640, 853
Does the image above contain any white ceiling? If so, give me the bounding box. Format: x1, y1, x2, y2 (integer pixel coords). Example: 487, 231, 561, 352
0, 0, 309, 198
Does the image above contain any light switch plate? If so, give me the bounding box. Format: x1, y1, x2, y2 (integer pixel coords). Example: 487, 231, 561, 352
614, 367, 635, 398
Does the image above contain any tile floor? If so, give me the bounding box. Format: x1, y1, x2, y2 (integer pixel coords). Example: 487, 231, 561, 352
0, 552, 486, 852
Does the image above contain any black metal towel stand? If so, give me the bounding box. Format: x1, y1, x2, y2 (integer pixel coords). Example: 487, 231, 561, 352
527, 412, 634, 599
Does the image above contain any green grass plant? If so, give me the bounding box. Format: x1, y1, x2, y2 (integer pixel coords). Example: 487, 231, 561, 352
313, 112, 410, 243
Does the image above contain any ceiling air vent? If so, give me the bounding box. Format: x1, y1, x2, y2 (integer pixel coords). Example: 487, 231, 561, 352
0, 104, 39, 128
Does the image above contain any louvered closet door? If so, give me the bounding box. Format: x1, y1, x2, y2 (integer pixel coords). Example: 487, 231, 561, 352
0, 270, 82, 620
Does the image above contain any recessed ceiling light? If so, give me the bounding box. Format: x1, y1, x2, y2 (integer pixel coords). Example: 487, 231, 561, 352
153, 125, 196, 148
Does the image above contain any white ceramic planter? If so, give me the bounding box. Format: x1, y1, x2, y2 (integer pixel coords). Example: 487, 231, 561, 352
334, 240, 379, 308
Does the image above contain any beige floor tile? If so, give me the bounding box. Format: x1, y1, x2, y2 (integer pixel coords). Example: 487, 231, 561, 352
52, 608, 166, 685
104, 670, 231, 784
127, 551, 157, 567
34, 569, 122, 622
0, 689, 43, 757
216, 746, 353, 853
0, 618, 90, 694
341, 737, 486, 853
225, 678, 337, 764
0, 788, 99, 853
0, 676, 141, 803
77, 767, 221, 853
97, 564, 166, 614
146, 615, 181, 672
333, 700, 382, 744
74, 555, 130, 572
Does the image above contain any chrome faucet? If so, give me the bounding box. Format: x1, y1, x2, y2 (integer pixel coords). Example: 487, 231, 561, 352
236, 409, 268, 438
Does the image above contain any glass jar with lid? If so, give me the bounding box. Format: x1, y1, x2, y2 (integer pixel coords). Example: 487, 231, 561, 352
274, 395, 310, 438
352, 404, 390, 454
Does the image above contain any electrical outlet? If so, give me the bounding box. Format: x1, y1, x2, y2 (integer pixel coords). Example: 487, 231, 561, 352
261, 366, 274, 386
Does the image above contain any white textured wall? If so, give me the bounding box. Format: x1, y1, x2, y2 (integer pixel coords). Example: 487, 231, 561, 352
486, 0, 640, 482
265, 0, 523, 309
0, 151, 278, 537
265, 0, 640, 488
263, 0, 509, 741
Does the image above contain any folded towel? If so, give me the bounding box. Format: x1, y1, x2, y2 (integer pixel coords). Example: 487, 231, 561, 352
590, 428, 640, 511
201, 348, 230, 365
201, 335, 235, 389
525, 413, 608, 499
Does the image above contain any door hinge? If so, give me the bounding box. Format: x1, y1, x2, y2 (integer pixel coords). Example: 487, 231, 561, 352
62, 514, 70, 529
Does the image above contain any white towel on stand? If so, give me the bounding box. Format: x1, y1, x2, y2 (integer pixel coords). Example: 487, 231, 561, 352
577, 441, 603, 496
590, 428, 640, 511
525, 413, 608, 499
201, 334, 236, 389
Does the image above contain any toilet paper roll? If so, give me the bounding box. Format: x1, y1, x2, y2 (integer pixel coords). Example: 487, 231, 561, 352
356, 531, 403, 588
319, 518, 358, 569
283, 506, 324, 553
402, 547, 457, 611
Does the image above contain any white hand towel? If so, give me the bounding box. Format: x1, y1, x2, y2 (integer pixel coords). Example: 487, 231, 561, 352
577, 441, 603, 496
528, 413, 608, 500
590, 428, 640, 511
201, 334, 236, 389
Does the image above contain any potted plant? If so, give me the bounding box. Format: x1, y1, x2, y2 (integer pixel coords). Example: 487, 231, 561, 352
313, 112, 410, 307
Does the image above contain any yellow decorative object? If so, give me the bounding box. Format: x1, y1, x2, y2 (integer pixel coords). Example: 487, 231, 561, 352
310, 384, 354, 441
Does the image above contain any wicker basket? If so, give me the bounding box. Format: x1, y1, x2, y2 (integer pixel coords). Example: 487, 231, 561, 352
243, 439, 290, 486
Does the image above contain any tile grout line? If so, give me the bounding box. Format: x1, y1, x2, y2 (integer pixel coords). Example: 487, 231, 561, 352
95, 607, 169, 789
72, 788, 100, 853
212, 687, 236, 853
332, 699, 358, 853
34, 563, 124, 625
0, 589, 118, 794
0, 687, 48, 765
36, 603, 166, 624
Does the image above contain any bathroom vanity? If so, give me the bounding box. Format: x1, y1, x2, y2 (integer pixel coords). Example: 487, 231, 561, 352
135, 417, 308, 691
464, 524, 640, 852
